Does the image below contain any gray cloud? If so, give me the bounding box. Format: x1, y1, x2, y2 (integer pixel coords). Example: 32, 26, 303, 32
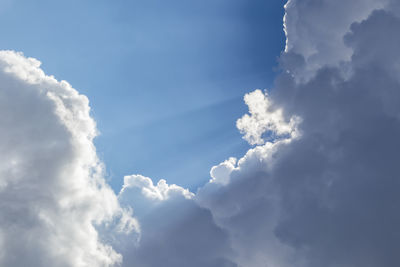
118, 175, 237, 267
283, 0, 388, 81
119, 1, 400, 266
196, 3, 400, 267
2, 0, 400, 266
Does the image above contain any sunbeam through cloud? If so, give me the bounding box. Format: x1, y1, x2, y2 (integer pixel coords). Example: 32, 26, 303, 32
0, 0, 400, 266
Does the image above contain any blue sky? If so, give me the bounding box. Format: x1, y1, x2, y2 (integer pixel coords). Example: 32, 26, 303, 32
2, 1, 400, 266
0, 0, 285, 191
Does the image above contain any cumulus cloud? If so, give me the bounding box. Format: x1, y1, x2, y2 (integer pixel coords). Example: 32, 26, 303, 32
118, 176, 236, 267
120, 0, 400, 266
121, 174, 194, 202
209, 157, 237, 185
236, 89, 300, 146
0, 51, 137, 267
2, 0, 400, 266
283, 0, 388, 81
195, 1, 400, 266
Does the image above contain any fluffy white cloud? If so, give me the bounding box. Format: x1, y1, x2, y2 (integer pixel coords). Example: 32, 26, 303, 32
236, 89, 300, 146
0, 50, 137, 267
121, 174, 194, 201
209, 157, 237, 185
3, 0, 400, 266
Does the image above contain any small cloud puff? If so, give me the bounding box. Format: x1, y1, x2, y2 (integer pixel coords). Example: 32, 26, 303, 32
121, 174, 194, 201
237, 89, 300, 145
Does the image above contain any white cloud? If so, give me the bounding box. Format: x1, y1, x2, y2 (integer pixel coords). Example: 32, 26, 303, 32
3, 0, 400, 266
236, 89, 300, 146
209, 157, 237, 185
121, 174, 194, 202
0, 50, 137, 266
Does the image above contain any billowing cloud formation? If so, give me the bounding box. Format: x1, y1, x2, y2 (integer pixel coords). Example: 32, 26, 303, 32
0, 51, 137, 266
197, 1, 400, 266
2, 0, 400, 266
283, 0, 387, 80
119, 1, 400, 266
118, 176, 237, 267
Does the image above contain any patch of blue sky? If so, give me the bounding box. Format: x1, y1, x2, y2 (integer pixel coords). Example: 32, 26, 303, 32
0, 0, 285, 191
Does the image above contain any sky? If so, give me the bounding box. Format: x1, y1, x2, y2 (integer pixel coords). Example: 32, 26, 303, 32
0, 0, 285, 191
1, 0, 400, 266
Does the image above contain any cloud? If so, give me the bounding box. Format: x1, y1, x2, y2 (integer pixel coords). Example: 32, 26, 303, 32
195, 2, 400, 266
2, 0, 400, 266
283, 0, 387, 81
121, 174, 194, 202
108, 1, 400, 266
118, 1, 400, 266
209, 157, 237, 185
0, 51, 137, 266
236, 89, 300, 146
118, 176, 237, 267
